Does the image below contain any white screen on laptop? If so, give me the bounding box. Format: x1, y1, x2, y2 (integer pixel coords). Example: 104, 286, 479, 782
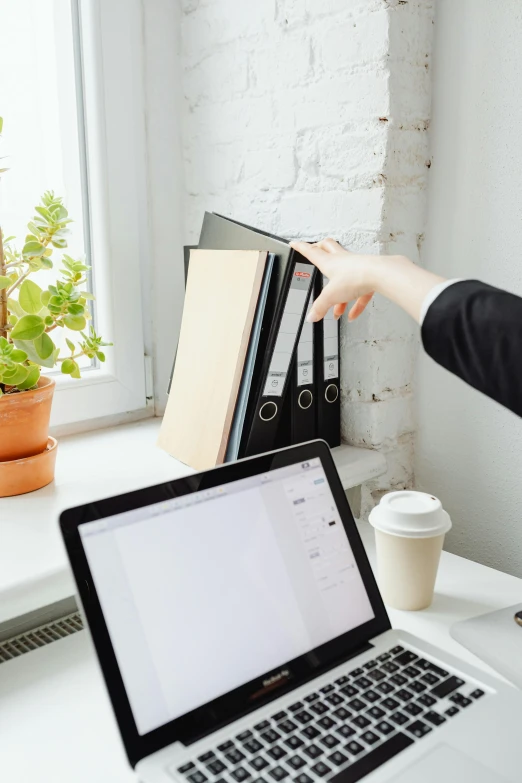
79, 459, 374, 735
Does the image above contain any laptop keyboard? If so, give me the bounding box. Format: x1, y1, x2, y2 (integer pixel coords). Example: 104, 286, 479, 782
171, 645, 485, 783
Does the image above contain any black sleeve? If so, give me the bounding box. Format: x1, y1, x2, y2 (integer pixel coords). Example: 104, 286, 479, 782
421, 280, 522, 418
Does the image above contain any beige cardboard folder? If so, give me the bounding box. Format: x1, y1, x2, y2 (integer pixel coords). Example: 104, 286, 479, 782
158, 249, 268, 471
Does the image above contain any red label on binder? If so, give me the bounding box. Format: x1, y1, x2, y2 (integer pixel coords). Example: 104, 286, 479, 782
294, 271, 311, 278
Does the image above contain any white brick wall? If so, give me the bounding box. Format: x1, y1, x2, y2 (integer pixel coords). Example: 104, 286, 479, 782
181, 0, 435, 515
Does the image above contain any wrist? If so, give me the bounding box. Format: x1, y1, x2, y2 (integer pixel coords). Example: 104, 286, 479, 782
368, 254, 412, 297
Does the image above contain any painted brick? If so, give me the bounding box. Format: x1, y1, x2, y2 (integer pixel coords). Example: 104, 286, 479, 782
279, 188, 384, 236
318, 12, 389, 73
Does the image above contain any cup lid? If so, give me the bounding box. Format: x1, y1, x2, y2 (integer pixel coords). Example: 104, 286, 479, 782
368, 490, 451, 538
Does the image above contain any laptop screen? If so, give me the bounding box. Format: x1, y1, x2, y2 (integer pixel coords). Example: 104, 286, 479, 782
79, 458, 375, 736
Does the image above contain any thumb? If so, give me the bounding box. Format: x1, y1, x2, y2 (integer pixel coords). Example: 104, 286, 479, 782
306, 282, 336, 323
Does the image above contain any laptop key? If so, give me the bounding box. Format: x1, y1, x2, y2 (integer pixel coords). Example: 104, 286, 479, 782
326, 693, 344, 707
390, 674, 408, 687
420, 673, 439, 687
286, 755, 306, 770
208, 761, 226, 776
261, 730, 281, 745
375, 721, 395, 736
471, 689, 485, 699
347, 698, 366, 712
271, 712, 287, 722
360, 731, 380, 746
445, 706, 459, 717
353, 677, 372, 690
303, 744, 324, 760
305, 693, 320, 704
418, 694, 437, 708
424, 710, 446, 726
284, 736, 304, 750
403, 666, 421, 679
407, 720, 432, 739
377, 652, 391, 662
249, 758, 269, 772
431, 676, 465, 699
340, 685, 359, 699
188, 773, 207, 783
367, 706, 386, 720
449, 694, 472, 708
391, 646, 404, 655
428, 663, 448, 678
328, 750, 349, 767
288, 702, 304, 712
244, 740, 264, 754
335, 675, 350, 686
404, 703, 423, 717
395, 689, 414, 702
390, 711, 409, 726
363, 660, 378, 671
318, 716, 336, 730
376, 682, 395, 695
178, 762, 196, 774
198, 752, 216, 763
352, 715, 371, 730
345, 740, 365, 756
382, 662, 399, 674
381, 697, 400, 711
310, 761, 332, 778
294, 711, 314, 725
337, 724, 356, 739
311, 702, 329, 716
267, 747, 287, 761
333, 733, 414, 782
238, 731, 254, 742
254, 721, 270, 732
231, 769, 251, 783
226, 750, 247, 764
302, 725, 321, 740
295, 775, 313, 783
268, 767, 287, 781
350, 667, 364, 678
333, 707, 352, 721
321, 684, 335, 694
278, 720, 297, 734
369, 669, 386, 682
321, 734, 340, 749
217, 741, 234, 752
409, 681, 427, 694
362, 690, 381, 704
395, 651, 418, 667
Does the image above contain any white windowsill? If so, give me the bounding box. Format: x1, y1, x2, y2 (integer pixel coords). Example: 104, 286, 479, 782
0, 419, 386, 625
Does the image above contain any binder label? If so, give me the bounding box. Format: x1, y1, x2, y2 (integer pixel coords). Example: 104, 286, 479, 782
263, 262, 313, 396
323, 275, 339, 380
297, 304, 314, 387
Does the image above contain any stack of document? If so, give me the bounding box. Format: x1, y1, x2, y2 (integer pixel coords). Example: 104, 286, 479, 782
158, 213, 340, 470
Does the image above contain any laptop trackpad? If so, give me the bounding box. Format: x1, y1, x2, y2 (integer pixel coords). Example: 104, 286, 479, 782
391, 744, 508, 783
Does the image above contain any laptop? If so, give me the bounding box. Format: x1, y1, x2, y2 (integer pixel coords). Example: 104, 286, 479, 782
60, 441, 522, 783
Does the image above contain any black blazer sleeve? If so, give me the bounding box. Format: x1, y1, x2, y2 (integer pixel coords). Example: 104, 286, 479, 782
421, 280, 522, 418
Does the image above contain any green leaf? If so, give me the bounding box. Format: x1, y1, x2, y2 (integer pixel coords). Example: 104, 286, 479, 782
34, 206, 51, 221
64, 314, 86, 331
10, 314, 45, 341
61, 358, 75, 374
7, 298, 24, 318
33, 332, 54, 360
0, 276, 11, 290
19, 279, 43, 314
66, 338, 75, 352
41, 291, 51, 307
96, 351, 106, 362
22, 240, 46, 257
4, 363, 29, 386
16, 364, 40, 390
10, 349, 28, 362
44, 316, 54, 327
67, 303, 84, 316
52, 237, 67, 249
40, 257, 53, 269
70, 360, 81, 379
13, 339, 59, 369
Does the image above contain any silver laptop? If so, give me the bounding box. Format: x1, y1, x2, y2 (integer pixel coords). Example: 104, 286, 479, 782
60, 441, 522, 783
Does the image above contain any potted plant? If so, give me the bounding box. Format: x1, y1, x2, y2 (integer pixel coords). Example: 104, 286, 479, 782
0, 184, 111, 497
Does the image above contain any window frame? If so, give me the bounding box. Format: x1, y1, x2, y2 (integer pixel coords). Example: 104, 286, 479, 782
51, 0, 150, 429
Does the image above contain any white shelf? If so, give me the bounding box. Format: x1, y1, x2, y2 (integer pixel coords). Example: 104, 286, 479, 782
0, 419, 386, 624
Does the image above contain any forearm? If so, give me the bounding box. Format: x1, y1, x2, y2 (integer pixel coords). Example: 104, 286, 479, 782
370, 255, 447, 323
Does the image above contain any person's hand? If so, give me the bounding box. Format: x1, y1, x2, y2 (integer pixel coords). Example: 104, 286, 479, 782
289, 238, 380, 322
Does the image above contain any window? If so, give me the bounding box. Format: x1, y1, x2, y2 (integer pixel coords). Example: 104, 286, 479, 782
0, 0, 149, 429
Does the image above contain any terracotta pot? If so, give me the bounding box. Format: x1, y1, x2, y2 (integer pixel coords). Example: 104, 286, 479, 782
0, 436, 57, 497
0, 376, 55, 462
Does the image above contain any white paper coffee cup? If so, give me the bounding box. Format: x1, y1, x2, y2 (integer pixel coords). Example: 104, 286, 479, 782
369, 491, 451, 611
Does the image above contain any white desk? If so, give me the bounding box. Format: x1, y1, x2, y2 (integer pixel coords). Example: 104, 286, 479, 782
0, 521, 521, 783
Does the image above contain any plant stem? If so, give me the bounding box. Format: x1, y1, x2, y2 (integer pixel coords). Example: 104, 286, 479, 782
6, 268, 30, 298
0, 227, 7, 341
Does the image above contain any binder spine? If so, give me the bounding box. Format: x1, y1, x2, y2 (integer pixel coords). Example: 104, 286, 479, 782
242, 259, 314, 458
289, 293, 316, 445
316, 274, 341, 448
